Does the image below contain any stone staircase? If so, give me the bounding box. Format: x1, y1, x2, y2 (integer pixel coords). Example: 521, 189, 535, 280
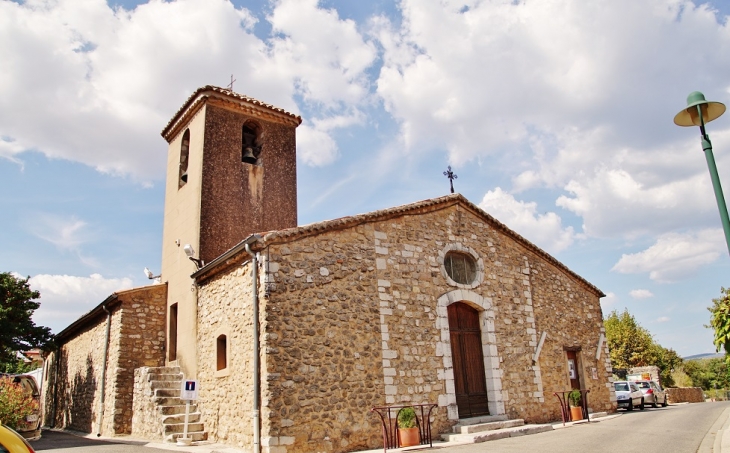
441, 415, 553, 444
133, 366, 208, 443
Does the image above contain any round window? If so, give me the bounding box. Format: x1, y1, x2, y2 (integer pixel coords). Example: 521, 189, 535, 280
444, 251, 477, 285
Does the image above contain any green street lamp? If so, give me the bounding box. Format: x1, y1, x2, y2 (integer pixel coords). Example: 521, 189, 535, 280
674, 91, 730, 255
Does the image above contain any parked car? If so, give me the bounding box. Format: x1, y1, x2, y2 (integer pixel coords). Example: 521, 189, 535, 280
614, 381, 645, 411
0, 374, 41, 441
633, 380, 668, 408
0, 423, 35, 453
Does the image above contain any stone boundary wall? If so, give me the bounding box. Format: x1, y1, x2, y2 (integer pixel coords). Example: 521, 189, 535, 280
667, 387, 704, 403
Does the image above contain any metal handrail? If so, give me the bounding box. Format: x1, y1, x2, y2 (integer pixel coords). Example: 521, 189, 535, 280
371, 403, 438, 451
553, 389, 590, 425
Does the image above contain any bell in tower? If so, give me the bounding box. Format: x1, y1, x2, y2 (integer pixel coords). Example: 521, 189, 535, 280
242, 121, 263, 164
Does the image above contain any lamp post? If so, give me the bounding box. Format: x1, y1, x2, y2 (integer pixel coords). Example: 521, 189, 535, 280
674, 91, 730, 256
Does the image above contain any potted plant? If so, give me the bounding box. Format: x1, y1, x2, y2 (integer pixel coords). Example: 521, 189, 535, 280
568, 389, 583, 421
396, 407, 420, 447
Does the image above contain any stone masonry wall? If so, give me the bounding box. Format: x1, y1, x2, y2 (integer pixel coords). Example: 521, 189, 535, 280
42, 285, 167, 436
195, 202, 609, 453
113, 285, 167, 434
531, 260, 615, 421
196, 264, 258, 448
47, 309, 119, 434
666, 387, 705, 403
261, 204, 607, 453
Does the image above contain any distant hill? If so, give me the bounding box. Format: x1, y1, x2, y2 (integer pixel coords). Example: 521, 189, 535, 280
683, 352, 725, 361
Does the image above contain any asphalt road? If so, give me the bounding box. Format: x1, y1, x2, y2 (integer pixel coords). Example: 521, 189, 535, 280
31, 431, 172, 453
446, 402, 730, 453
28, 402, 730, 453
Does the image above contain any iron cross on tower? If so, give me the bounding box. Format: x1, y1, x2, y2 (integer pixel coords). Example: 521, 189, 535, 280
443, 166, 457, 193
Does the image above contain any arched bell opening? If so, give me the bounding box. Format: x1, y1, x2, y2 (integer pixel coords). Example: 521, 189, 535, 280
241, 121, 264, 165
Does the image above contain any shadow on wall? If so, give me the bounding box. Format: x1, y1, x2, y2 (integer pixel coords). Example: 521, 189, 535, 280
60, 354, 97, 433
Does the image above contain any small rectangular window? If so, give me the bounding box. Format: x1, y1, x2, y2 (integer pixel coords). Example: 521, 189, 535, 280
216, 335, 227, 371
169, 303, 178, 361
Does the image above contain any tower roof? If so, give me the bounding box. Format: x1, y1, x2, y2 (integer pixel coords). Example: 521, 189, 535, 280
161, 85, 302, 142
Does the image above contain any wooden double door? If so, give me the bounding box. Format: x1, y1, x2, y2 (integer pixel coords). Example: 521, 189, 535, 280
448, 302, 489, 418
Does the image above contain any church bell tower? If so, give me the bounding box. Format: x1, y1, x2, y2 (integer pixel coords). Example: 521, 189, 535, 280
159, 86, 301, 376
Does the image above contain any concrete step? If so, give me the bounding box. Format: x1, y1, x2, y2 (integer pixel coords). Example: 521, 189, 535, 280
159, 405, 199, 416
149, 380, 182, 389
148, 373, 183, 383
165, 431, 208, 443
589, 411, 609, 420
452, 419, 524, 434
162, 412, 201, 424
163, 422, 205, 435
455, 414, 509, 428
154, 397, 184, 406
442, 423, 553, 443
154, 388, 181, 398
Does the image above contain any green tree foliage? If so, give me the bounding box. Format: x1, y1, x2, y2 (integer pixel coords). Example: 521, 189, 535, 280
0, 273, 54, 367
0, 377, 38, 430
681, 358, 730, 390
654, 344, 682, 388
605, 309, 658, 368
604, 308, 682, 387
708, 287, 730, 355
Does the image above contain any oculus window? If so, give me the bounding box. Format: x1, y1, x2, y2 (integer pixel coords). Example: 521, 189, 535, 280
444, 251, 477, 285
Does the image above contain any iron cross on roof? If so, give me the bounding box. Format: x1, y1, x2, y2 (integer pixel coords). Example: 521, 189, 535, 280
227, 74, 236, 91
443, 166, 457, 193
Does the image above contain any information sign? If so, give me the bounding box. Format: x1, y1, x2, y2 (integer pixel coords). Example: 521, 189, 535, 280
180, 380, 199, 400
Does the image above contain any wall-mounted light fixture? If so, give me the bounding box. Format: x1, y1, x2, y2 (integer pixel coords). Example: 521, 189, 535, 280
143, 267, 161, 283
184, 244, 204, 269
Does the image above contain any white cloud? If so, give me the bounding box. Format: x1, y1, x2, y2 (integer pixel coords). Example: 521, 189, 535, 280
478, 188, 574, 253
656, 316, 670, 323
612, 229, 725, 282
0, 0, 376, 180
630, 289, 654, 299
375, 0, 730, 162
27, 273, 134, 333
373, 0, 730, 247
297, 123, 339, 166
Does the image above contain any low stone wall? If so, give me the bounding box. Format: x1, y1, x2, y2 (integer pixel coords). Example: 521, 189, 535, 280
667, 387, 704, 403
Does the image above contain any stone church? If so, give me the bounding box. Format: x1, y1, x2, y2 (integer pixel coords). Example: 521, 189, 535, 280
41, 86, 616, 453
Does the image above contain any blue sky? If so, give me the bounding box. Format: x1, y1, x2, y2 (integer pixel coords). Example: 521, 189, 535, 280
2, 0, 730, 357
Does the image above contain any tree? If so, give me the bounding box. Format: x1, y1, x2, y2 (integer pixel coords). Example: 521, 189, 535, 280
0, 273, 54, 368
708, 287, 730, 356
604, 308, 682, 386
604, 309, 658, 369
653, 344, 682, 387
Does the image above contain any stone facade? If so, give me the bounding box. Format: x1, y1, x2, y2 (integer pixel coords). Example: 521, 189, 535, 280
192, 195, 615, 453
42, 284, 167, 435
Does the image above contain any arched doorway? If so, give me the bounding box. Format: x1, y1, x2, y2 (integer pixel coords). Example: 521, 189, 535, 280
448, 302, 489, 418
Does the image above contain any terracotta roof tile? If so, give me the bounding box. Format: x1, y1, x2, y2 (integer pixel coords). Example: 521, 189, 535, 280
194, 194, 604, 297
161, 85, 302, 141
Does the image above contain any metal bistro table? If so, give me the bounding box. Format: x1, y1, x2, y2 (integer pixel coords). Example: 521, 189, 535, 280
371, 403, 438, 451
553, 389, 590, 425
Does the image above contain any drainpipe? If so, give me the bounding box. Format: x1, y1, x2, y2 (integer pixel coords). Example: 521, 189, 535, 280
51, 348, 60, 427
96, 304, 112, 437
245, 243, 260, 453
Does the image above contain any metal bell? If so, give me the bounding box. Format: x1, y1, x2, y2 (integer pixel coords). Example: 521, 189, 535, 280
242, 147, 257, 164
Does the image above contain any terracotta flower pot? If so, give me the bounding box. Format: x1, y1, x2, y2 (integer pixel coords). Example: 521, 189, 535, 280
570, 405, 583, 421
398, 427, 420, 447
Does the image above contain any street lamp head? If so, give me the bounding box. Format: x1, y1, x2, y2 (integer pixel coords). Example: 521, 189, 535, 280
674, 91, 726, 127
